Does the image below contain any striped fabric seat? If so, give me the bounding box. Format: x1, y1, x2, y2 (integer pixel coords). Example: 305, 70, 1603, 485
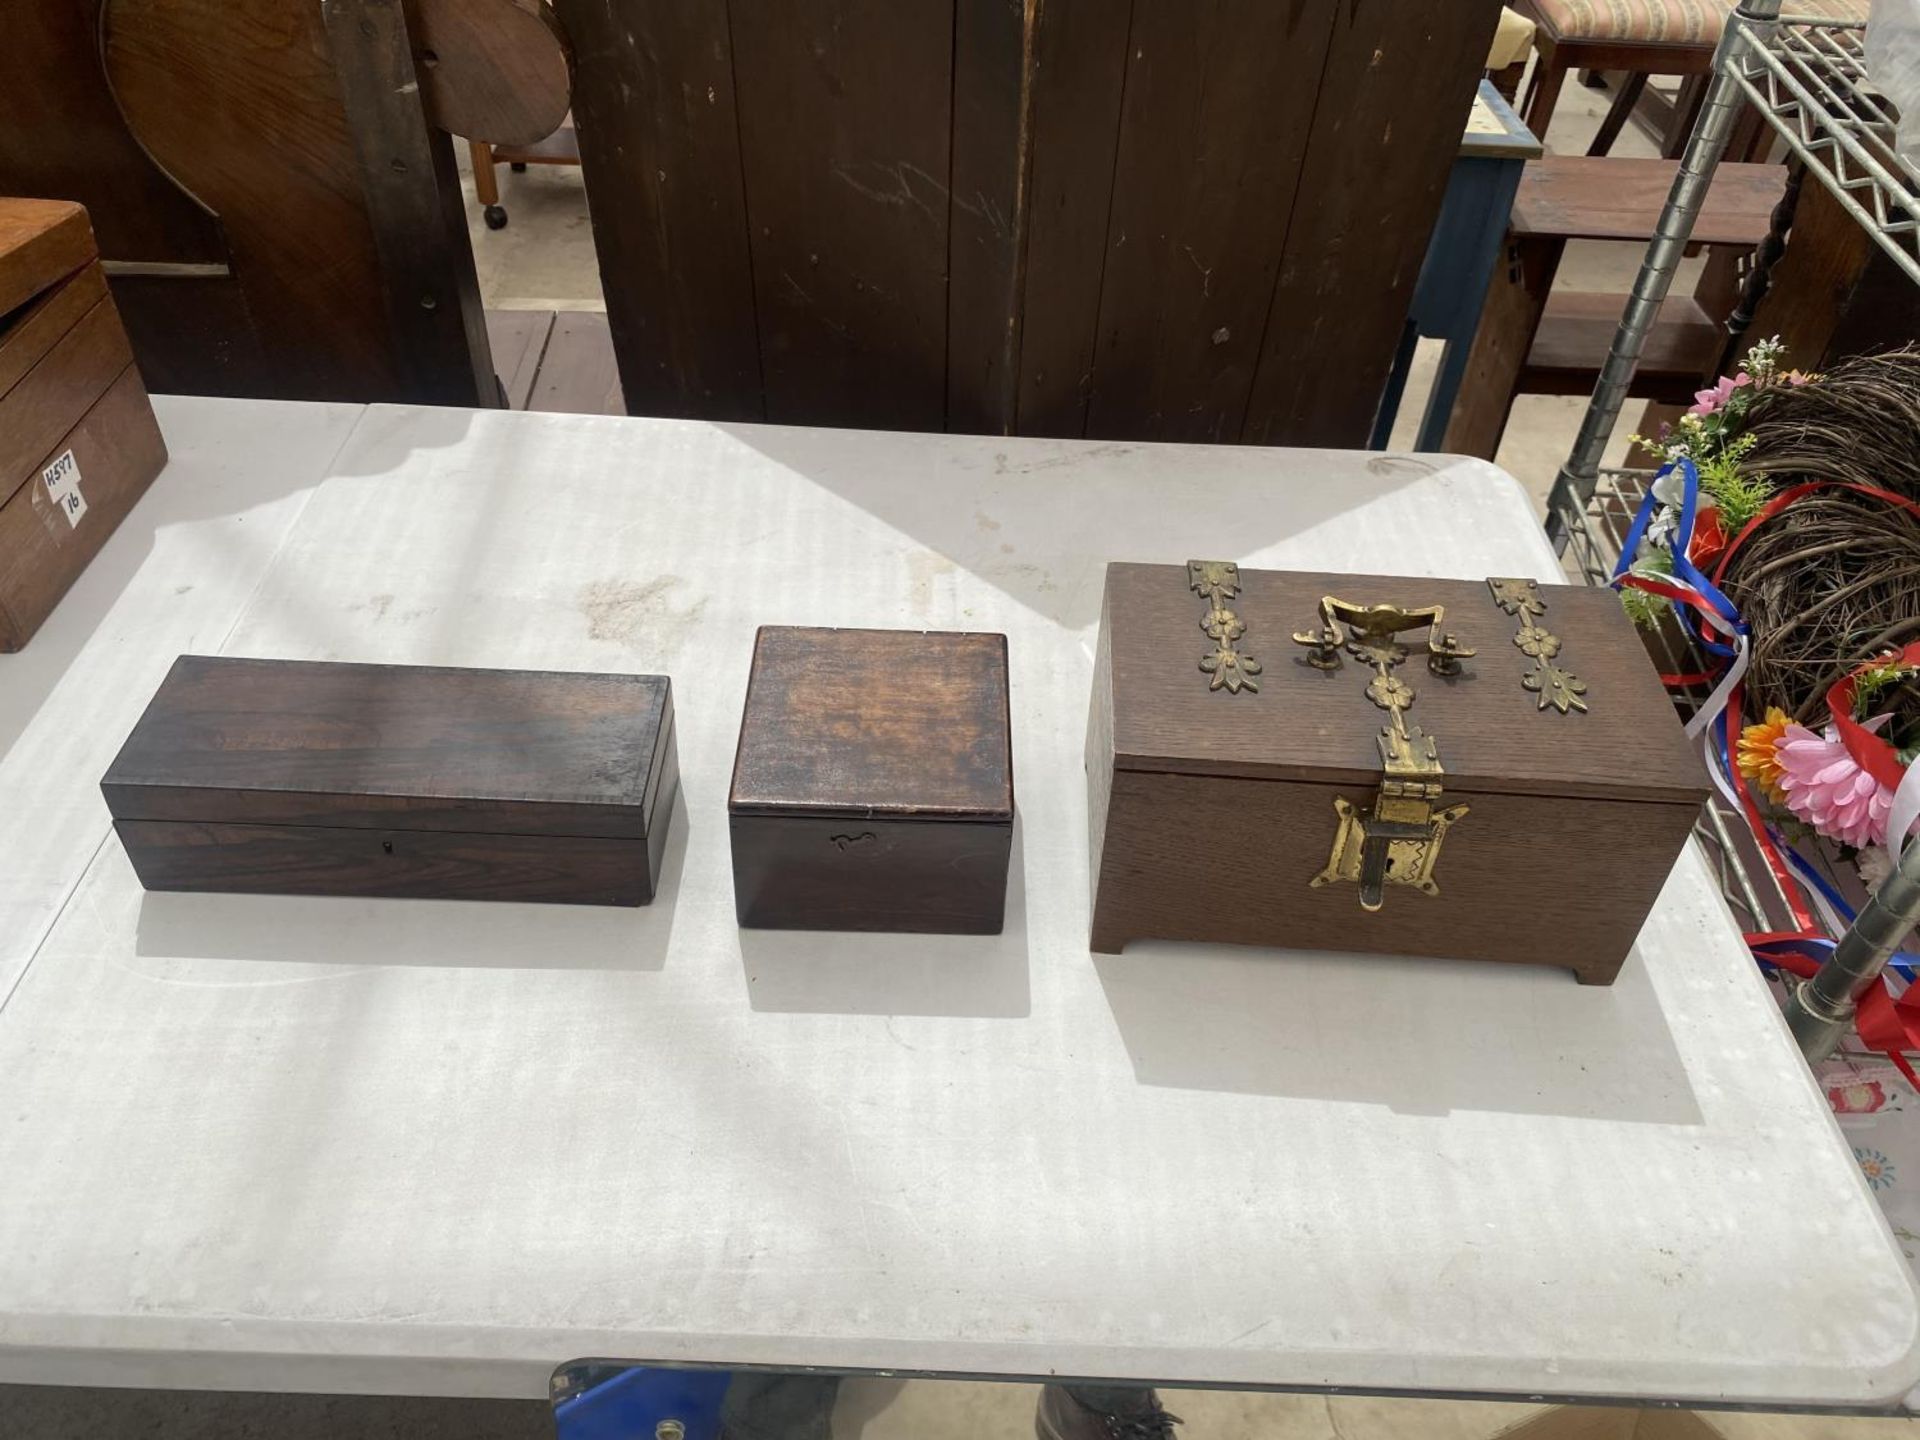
1532, 0, 1867, 45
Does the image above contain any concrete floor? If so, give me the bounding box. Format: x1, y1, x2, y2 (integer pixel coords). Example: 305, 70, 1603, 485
7, 77, 1882, 1440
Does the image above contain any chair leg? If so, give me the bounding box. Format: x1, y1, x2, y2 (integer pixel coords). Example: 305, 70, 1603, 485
1588, 71, 1649, 155
469, 139, 507, 229
1662, 74, 1709, 158
1523, 57, 1570, 145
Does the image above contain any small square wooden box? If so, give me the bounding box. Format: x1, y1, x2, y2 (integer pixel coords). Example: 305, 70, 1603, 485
1087, 564, 1707, 984
728, 626, 1014, 933
103, 657, 678, 906
0, 199, 167, 651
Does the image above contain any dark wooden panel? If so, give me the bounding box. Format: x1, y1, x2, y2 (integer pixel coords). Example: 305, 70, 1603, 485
103, 0, 404, 399
731, 813, 1010, 933
1083, 0, 1332, 443
0, 365, 167, 653
104, 657, 673, 839
323, 0, 494, 407
1242, 0, 1501, 447
945, 0, 1032, 434
108, 274, 270, 398
529, 312, 624, 414
1101, 564, 1706, 805
1087, 767, 1694, 984
0, 3, 228, 267
1442, 234, 1560, 459
117, 820, 657, 906
1015, 0, 1135, 436
730, 627, 1013, 819
730, 0, 953, 430
1511, 155, 1784, 246
553, 0, 761, 419
484, 308, 556, 409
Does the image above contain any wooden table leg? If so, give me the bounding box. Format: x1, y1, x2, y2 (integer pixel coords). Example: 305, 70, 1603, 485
1441, 232, 1562, 460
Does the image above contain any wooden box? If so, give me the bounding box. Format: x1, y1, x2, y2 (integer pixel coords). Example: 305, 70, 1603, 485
0, 199, 167, 651
103, 657, 678, 906
1087, 564, 1707, 985
729, 627, 1013, 933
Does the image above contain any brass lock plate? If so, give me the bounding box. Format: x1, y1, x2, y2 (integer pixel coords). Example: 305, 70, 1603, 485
1292, 595, 1472, 911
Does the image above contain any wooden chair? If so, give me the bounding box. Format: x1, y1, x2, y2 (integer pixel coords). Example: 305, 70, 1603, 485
1442, 154, 1786, 459
468, 121, 580, 231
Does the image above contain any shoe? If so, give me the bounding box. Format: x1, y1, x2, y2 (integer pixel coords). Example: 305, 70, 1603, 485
1035, 1385, 1182, 1440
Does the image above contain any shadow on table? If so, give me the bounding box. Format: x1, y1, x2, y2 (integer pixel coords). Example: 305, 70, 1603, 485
131, 793, 687, 973
736, 823, 1032, 1018
1094, 940, 1702, 1124
715, 424, 1447, 632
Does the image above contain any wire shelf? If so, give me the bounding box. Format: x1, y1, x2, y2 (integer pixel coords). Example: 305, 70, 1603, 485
1728, 15, 1920, 287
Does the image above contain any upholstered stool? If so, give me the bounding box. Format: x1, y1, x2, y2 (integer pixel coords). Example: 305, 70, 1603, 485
1515, 0, 1866, 154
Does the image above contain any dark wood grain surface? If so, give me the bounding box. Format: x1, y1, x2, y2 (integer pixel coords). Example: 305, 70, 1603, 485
411, 0, 571, 147
1241, 0, 1502, 447
731, 0, 953, 430
1014, 0, 1133, 437
324, 0, 495, 408
1087, 767, 1695, 984
117, 821, 657, 905
1511, 157, 1784, 246
1102, 563, 1705, 805
730, 627, 1013, 819
104, 658, 673, 839
945, 0, 1030, 434
552, 0, 761, 419
0, 9, 229, 270
0, 363, 167, 653
731, 814, 1010, 933
1083, 0, 1330, 443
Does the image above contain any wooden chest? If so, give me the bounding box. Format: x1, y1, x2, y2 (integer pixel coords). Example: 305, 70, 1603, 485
103, 657, 678, 906
729, 626, 1013, 933
1087, 564, 1707, 985
0, 199, 166, 651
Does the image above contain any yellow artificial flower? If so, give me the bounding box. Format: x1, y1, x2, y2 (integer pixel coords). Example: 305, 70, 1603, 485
1737, 706, 1793, 804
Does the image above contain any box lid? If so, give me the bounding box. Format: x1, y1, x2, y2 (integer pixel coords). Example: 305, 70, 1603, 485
102, 656, 672, 839
729, 626, 1013, 822
1102, 563, 1706, 806
0, 200, 96, 321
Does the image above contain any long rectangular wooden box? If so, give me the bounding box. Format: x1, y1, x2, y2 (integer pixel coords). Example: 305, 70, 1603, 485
0, 199, 167, 650
103, 657, 678, 906
1087, 564, 1707, 984
729, 626, 1014, 934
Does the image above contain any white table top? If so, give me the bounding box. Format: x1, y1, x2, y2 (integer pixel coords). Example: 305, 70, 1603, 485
0, 397, 1913, 1407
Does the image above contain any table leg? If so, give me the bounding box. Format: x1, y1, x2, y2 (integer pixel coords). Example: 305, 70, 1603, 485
1370, 320, 1421, 449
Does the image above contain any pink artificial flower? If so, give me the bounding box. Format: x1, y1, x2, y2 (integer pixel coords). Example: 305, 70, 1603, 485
1774, 717, 1894, 849
1689, 372, 1752, 416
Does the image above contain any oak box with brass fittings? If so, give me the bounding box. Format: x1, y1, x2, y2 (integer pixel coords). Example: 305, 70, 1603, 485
1085, 562, 1707, 986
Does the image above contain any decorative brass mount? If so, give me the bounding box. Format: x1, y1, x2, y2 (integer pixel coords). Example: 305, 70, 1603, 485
1292, 596, 1473, 912
1189, 560, 1261, 693
1487, 578, 1588, 713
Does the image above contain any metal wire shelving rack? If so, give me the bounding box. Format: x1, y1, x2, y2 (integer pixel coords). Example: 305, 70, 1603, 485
1548, 2, 1920, 1060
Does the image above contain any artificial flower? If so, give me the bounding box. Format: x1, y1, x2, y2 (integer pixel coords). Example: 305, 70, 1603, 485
1687, 504, 1729, 568
1689, 372, 1752, 416
1736, 706, 1793, 804
1775, 717, 1895, 849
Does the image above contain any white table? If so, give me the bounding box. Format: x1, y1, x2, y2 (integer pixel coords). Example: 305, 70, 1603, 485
0, 398, 1912, 1408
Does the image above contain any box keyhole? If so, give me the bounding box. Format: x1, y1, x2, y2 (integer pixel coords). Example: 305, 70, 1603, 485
381, 840, 395, 855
